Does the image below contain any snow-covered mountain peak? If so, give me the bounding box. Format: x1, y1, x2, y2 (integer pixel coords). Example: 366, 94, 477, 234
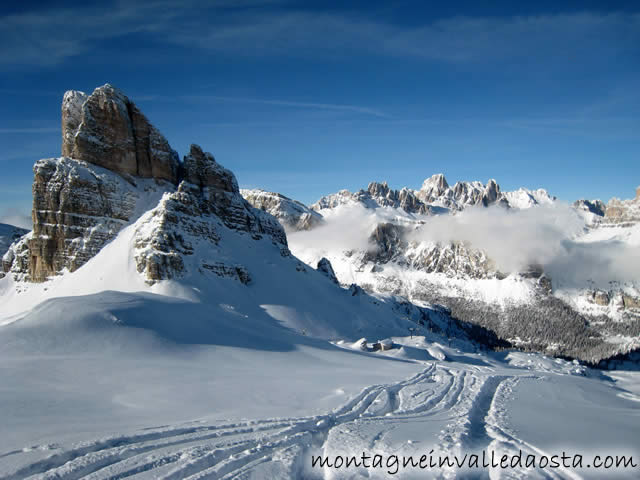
419, 173, 449, 196
312, 176, 554, 216
502, 187, 555, 209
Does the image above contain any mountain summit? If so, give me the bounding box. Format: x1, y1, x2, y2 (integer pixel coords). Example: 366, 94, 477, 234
2, 84, 286, 283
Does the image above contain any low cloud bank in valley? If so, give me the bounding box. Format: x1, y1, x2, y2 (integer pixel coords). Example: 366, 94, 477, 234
290, 203, 639, 289
410, 204, 639, 288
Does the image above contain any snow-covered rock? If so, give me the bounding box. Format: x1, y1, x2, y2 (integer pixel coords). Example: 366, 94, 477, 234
311, 181, 432, 215
241, 188, 323, 231
133, 177, 288, 284
312, 174, 554, 214
502, 187, 555, 209
0, 223, 27, 258
286, 183, 639, 363
0, 223, 28, 279
573, 198, 607, 217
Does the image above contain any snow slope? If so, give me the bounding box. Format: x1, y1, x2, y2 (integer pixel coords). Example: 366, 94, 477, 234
0, 217, 639, 478
1, 315, 638, 479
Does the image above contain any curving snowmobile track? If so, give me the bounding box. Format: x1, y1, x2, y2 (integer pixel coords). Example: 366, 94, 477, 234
0, 363, 589, 480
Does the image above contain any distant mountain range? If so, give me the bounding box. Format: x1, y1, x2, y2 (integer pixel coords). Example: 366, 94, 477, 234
242, 180, 640, 364
1, 83, 638, 365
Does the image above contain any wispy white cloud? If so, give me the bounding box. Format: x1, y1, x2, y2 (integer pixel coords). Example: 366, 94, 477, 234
292, 202, 640, 290
1, 3, 638, 68
181, 94, 388, 117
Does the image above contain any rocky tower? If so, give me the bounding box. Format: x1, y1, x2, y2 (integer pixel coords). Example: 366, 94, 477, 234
61, 85, 180, 183
7, 84, 182, 282
2, 84, 288, 283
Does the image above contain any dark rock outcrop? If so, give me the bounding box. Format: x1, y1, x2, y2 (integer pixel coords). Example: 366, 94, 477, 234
317, 257, 339, 284
365, 223, 405, 264
573, 199, 606, 217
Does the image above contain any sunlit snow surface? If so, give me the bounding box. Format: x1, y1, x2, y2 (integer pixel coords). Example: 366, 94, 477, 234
0, 220, 639, 479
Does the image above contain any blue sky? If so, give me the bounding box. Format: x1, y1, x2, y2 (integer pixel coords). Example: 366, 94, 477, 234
1, 1, 639, 226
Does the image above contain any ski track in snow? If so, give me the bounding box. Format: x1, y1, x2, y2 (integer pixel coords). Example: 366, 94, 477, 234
0, 365, 583, 480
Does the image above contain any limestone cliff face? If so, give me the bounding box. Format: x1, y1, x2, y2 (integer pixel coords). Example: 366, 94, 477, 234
4, 157, 171, 282
3, 85, 288, 284
62, 84, 180, 184
7, 83, 183, 282
133, 144, 288, 284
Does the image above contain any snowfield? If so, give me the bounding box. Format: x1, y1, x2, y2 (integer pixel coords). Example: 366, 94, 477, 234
1, 215, 639, 479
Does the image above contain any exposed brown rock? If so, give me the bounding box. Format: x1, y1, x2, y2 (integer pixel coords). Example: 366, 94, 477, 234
366, 182, 431, 215
62, 84, 179, 184
7, 84, 180, 282
6, 84, 293, 286
592, 290, 610, 306
604, 187, 640, 225
623, 294, 640, 310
